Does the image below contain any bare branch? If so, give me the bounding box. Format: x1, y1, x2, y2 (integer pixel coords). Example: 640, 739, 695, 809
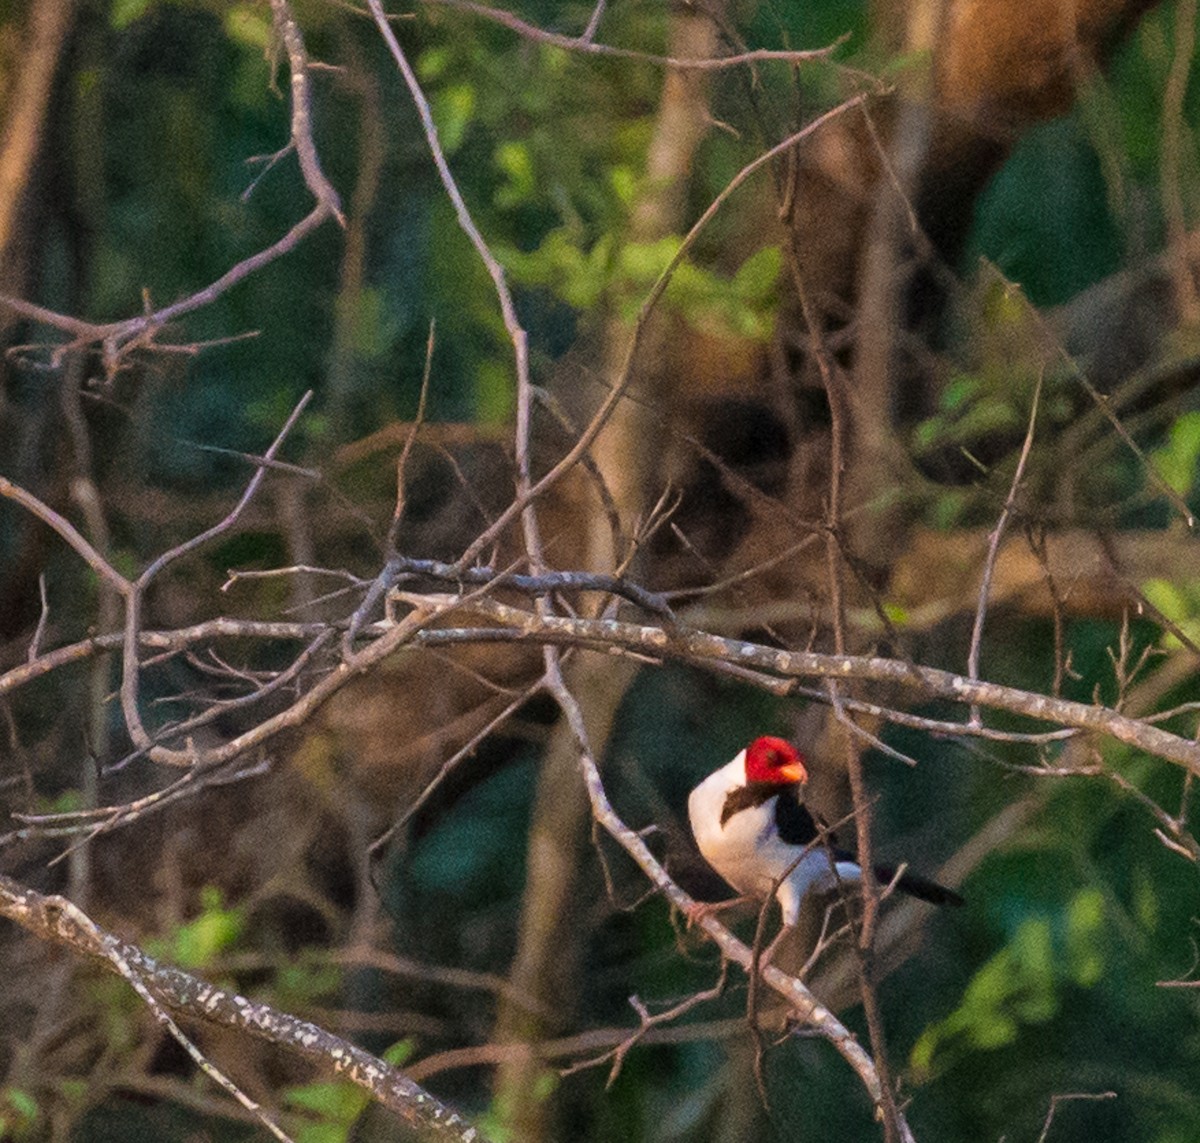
0, 477, 131, 597
394, 594, 1200, 772
967, 367, 1043, 713
0, 0, 342, 374
541, 655, 912, 1136
423, 0, 845, 71
1035, 1090, 1117, 1143
0, 875, 487, 1142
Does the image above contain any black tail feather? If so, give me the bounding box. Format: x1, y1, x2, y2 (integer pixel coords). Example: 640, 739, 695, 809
875, 864, 964, 907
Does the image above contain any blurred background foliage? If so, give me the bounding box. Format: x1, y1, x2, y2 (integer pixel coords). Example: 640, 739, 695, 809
2, 0, 1200, 1141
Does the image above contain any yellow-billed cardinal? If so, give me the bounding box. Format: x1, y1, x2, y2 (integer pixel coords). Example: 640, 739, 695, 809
687, 736, 963, 929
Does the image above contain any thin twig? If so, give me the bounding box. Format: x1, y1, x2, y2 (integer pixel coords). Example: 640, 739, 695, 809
967, 368, 1044, 721
423, 0, 845, 70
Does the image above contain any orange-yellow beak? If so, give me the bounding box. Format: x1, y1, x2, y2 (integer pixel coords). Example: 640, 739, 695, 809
778, 760, 807, 784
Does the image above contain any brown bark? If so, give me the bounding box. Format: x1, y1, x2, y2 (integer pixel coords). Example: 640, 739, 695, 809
0, 0, 75, 271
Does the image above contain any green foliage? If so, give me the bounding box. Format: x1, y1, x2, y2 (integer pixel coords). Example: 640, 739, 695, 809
911, 888, 1108, 1082
284, 1080, 372, 1143
110, 0, 154, 28
1150, 409, 1200, 498
334, 287, 400, 361
499, 233, 781, 336
0, 1087, 40, 1141
145, 886, 245, 969
272, 958, 345, 1012
481, 1070, 558, 1143
1142, 576, 1200, 649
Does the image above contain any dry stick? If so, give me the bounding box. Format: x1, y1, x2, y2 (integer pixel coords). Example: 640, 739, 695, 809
120, 392, 314, 766
341, 321, 438, 656
820, 334, 901, 1143
579, 0, 606, 43
966, 369, 1044, 723
1035, 1090, 1118, 1143
388, 318, 436, 551
0, 474, 450, 778
423, 0, 842, 70
368, 676, 548, 858
405, 1013, 753, 1084
996, 268, 1197, 529
560, 966, 730, 1087
0, 621, 325, 700
531, 385, 626, 568
0, 0, 342, 371
144, 630, 335, 749
364, 0, 543, 571
0, 874, 487, 1143
784, 190, 900, 1134
0, 477, 131, 597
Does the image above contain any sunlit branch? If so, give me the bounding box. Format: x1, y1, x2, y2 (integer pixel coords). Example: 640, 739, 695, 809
394, 594, 1200, 771
0, 875, 485, 1142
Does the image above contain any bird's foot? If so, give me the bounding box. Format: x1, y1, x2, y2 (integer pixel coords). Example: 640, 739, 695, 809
683, 895, 754, 929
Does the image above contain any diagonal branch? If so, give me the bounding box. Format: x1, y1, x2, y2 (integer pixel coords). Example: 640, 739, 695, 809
0, 874, 487, 1142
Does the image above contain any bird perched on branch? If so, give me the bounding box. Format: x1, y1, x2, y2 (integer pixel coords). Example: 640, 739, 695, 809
687, 736, 963, 934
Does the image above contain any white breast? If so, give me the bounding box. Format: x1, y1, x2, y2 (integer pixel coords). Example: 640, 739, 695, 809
687, 752, 791, 899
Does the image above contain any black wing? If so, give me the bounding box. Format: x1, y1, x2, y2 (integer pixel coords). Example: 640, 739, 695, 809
772, 789, 856, 861
772, 787, 821, 847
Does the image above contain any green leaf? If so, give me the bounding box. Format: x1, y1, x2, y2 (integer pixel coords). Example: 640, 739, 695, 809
1142, 576, 1200, 648
476, 359, 514, 424
224, 6, 272, 49
336, 287, 396, 360
383, 1039, 416, 1066
431, 83, 477, 155
0, 1088, 39, 1139
1065, 887, 1106, 987
111, 0, 154, 29
1150, 409, 1200, 496
494, 141, 536, 209
147, 886, 244, 969
285, 1080, 367, 1119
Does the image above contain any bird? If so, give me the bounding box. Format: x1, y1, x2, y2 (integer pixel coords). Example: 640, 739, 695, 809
687, 735, 963, 934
